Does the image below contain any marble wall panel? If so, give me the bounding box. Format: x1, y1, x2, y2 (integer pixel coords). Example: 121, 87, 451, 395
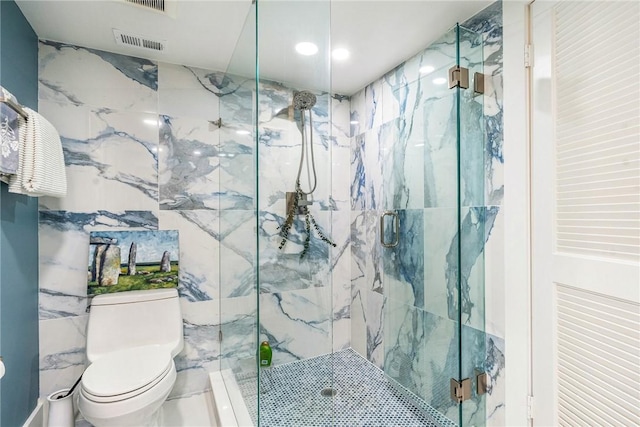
423, 207, 458, 320
421, 90, 458, 209
384, 302, 459, 416
39, 40, 157, 112
460, 90, 486, 208
39, 315, 88, 398
363, 128, 383, 211
350, 286, 366, 357
462, 2, 504, 206
351, 211, 383, 293
365, 290, 385, 368
349, 88, 365, 137
484, 207, 504, 338
258, 209, 332, 294
258, 121, 331, 210
159, 116, 220, 210
218, 126, 254, 210
350, 133, 366, 210
158, 210, 219, 302
259, 287, 333, 365
350, 211, 367, 290
351, 286, 385, 368
219, 295, 258, 369
381, 118, 424, 210
158, 63, 221, 120
331, 96, 351, 139
38, 101, 159, 212
171, 299, 220, 398
331, 143, 351, 210
383, 209, 424, 308
364, 80, 383, 131
485, 334, 506, 426
331, 210, 352, 352
458, 207, 499, 330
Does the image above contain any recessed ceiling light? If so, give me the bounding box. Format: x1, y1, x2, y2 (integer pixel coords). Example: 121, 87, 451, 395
433, 77, 447, 85
419, 65, 435, 74
236, 130, 251, 135
295, 42, 318, 56
332, 48, 350, 61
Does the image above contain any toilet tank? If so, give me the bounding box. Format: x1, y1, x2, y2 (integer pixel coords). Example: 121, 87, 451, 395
86, 289, 184, 363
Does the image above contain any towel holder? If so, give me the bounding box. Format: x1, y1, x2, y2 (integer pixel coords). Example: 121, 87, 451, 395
0, 95, 28, 119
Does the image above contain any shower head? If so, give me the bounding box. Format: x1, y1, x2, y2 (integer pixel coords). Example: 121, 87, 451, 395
293, 91, 317, 110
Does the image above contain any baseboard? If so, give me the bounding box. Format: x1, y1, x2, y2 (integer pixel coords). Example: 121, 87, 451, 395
22, 399, 44, 427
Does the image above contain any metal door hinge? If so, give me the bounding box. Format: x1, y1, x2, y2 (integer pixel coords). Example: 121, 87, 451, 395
449, 66, 469, 89
527, 395, 535, 419
473, 72, 485, 95
219, 330, 223, 342
524, 44, 533, 68
450, 378, 472, 403
475, 370, 487, 395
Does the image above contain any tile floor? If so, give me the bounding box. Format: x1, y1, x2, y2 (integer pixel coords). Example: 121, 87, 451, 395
234, 349, 456, 427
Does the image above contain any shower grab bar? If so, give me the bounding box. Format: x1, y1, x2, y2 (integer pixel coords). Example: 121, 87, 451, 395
380, 211, 399, 248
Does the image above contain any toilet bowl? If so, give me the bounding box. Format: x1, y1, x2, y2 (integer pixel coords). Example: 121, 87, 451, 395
78, 345, 176, 427
77, 289, 184, 427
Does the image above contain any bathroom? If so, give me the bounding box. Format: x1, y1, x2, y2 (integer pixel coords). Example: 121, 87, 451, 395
0, 0, 638, 426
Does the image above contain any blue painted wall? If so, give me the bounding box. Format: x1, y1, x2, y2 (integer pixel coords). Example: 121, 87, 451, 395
0, 0, 40, 425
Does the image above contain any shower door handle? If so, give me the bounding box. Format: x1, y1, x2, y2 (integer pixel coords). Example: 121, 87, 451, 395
380, 211, 399, 248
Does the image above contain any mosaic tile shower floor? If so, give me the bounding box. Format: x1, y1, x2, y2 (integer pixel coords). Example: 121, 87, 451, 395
234, 348, 456, 427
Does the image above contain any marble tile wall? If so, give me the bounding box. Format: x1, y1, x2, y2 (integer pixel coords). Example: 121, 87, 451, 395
349, 2, 505, 426
37, 40, 351, 399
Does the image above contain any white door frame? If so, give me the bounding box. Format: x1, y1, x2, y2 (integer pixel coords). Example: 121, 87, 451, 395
503, 1, 534, 426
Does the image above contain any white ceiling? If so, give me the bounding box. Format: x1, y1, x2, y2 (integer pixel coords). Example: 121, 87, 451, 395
16, 0, 491, 95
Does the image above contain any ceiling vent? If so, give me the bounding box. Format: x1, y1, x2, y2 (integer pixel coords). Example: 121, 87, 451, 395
113, 29, 167, 53
121, 0, 177, 18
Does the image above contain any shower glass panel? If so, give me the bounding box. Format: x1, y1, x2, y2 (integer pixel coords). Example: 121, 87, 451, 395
218, 2, 259, 424
382, 24, 486, 427
458, 25, 487, 427
217, 0, 334, 425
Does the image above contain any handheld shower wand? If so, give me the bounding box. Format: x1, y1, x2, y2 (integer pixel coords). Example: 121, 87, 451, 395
279, 90, 336, 258
292, 90, 317, 196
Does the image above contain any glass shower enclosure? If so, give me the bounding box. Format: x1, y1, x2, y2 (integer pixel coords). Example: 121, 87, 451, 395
218, 1, 488, 426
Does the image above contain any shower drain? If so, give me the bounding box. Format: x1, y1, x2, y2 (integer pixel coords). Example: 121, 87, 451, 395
320, 387, 338, 397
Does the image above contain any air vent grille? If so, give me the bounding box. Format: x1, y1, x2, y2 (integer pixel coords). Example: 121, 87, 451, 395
113, 29, 166, 53
125, 0, 165, 12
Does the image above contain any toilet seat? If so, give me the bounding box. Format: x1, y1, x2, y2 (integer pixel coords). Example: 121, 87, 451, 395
81, 345, 173, 403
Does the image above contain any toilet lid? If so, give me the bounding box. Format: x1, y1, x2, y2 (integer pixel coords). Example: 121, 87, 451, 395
82, 345, 172, 397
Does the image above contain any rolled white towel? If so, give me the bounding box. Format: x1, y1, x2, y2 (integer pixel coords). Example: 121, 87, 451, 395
8, 107, 67, 198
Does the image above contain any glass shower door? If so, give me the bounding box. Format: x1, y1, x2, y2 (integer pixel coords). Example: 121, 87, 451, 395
217, 2, 259, 425
382, 24, 486, 427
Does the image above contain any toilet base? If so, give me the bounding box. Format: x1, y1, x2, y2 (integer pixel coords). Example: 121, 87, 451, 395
78, 366, 176, 427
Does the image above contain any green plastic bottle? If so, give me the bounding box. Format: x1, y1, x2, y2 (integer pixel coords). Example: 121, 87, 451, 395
259, 341, 272, 367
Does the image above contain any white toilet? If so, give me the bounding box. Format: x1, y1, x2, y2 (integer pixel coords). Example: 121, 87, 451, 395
78, 288, 184, 427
